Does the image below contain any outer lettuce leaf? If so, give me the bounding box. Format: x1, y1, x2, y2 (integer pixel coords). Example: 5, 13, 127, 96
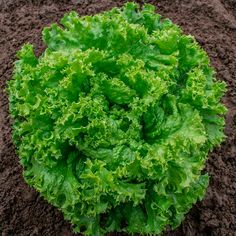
8, 2, 226, 235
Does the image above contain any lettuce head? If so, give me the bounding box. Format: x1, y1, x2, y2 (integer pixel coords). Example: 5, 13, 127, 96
8, 2, 226, 235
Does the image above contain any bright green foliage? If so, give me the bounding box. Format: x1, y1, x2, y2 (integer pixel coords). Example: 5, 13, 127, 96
8, 3, 226, 235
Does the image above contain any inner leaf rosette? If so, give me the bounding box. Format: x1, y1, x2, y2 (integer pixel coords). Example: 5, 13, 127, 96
8, 3, 226, 235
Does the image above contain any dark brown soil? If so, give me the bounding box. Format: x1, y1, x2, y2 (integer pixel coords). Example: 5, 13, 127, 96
0, 0, 236, 235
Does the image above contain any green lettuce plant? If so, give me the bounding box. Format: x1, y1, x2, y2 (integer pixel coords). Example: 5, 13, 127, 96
8, 2, 226, 235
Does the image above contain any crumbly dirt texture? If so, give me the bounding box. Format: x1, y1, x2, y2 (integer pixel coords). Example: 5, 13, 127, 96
0, 0, 236, 235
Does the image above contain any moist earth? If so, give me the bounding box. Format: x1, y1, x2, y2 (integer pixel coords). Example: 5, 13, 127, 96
0, 0, 236, 236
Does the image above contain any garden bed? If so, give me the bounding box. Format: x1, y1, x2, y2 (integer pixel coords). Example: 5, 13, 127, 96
0, 0, 236, 235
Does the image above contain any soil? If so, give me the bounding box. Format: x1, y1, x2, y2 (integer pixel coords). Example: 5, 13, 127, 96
0, 0, 236, 235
